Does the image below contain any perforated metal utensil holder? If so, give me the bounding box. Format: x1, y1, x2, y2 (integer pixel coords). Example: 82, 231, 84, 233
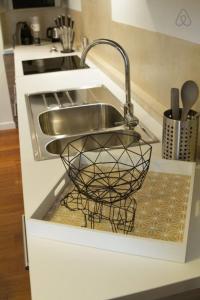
162, 109, 199, 161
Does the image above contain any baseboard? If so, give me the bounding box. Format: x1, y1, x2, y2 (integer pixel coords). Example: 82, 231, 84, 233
0, 121, 16, 130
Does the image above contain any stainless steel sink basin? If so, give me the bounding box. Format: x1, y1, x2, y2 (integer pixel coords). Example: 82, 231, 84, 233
39, 104, 123, 136
26, 85, 159, 160
47, 130, 141, 156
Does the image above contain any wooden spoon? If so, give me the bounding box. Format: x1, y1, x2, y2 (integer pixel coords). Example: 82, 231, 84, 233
181, 80, 199, 121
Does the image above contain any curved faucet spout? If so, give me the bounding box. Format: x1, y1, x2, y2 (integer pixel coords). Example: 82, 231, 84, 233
80, 38, 137, 129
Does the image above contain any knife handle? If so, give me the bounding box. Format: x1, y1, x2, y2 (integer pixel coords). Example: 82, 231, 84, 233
171, 88, 180, 120
54, 18, 59, 27
62, 15, 66, 26
67, 15, 71, 27
58, 15, 62, 27
71, 20, 74, 30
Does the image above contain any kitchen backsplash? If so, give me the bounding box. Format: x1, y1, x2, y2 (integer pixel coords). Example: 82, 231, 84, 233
69, 0, 200, 123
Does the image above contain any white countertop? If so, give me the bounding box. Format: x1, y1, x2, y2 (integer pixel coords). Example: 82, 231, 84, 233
15, 44, 200, 300
28, 236, 200, 300
15, 43, 162, 219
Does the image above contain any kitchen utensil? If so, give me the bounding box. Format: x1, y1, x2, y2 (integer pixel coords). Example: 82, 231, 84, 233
30, 16, 41, 45
50, 45, 58, 52
46, 26, 60, 42
54, 18, 59, 28
67, 15, 71, 27
71, 31, 75, 49
58, 15, 62, 27
62, 15, 66, 27
171, 88, 179, 120
162, 109, 199, 161
181, 80, 199, 121
58, 14, 75, 53
15, 22, 32, 45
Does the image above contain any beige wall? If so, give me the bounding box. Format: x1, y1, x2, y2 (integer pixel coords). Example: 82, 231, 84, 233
69, 0, 200, 123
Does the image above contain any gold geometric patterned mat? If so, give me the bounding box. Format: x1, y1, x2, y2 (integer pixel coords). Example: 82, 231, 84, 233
44, 172, 191, 242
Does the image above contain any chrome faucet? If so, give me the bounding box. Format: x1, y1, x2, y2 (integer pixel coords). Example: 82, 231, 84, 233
80, 38, 138, 129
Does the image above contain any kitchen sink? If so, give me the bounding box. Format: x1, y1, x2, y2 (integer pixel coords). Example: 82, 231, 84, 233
26, 85, 159, 160
39, 104, 123, 136
46, 130, 141, 156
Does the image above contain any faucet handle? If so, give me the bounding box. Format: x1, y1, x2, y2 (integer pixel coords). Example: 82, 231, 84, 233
124, 103, 138, 129
124, 102, 133, 117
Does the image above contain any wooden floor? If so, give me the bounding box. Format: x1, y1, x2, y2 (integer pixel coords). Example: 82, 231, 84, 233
0, 129, 199, 300
0, 129, 31, 300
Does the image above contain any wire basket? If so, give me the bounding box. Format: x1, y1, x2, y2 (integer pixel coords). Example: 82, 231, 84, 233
60, 131, 152, 233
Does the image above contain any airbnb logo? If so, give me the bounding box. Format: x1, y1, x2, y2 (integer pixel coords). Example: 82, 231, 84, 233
176, 9, 192, 27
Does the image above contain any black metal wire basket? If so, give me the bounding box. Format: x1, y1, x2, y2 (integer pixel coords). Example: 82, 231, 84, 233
60, 131, 152, 233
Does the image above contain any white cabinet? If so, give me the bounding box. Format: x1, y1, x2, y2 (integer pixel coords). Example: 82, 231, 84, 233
0, 16, 15, 129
